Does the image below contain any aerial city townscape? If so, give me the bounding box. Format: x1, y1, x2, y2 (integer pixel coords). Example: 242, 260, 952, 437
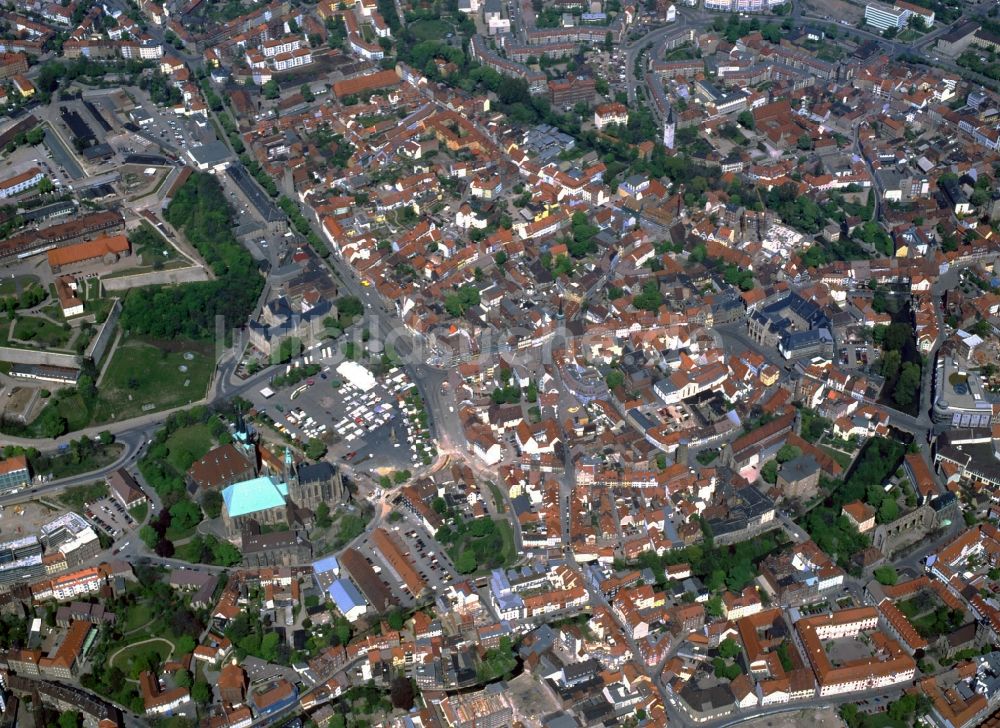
5, 0, 1000, 725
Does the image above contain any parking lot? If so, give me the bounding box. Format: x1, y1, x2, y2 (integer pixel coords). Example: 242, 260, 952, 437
328, 381, 396, 445
352, 539, 417, 608
350, 514, 458, 606
85, 495, 137, 540
391, 522, 456, 587
134, 111, 211, 153
251, 356, 427, 472
126, 90, 216, 151
0, 143, 72, 192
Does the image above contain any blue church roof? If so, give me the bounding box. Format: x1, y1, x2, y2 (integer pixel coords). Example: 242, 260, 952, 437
221, 476, 288, 518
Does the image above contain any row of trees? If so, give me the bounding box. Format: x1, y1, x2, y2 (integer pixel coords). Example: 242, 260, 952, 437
1, 125, 45, 156
36, 57, 149, 96
277, 196, 329, 257
873, 322, 922, 412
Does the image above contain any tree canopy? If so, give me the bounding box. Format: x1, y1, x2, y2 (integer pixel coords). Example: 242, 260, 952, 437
444, 285, 480, 317
121, 174, 263, 339
633, 281, 664, 311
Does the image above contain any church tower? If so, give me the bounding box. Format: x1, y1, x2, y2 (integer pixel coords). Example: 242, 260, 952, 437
283, 446, 296, 487
663, 106, 676, 150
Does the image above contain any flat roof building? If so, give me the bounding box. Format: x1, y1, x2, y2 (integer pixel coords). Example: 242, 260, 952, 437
187, 141, 232, 172
0, 455, 30, 495
865, 2, 910, 31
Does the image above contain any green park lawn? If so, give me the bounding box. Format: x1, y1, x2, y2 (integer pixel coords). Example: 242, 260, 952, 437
487, 481, 506, 513
109, 637, 174, 673
409, 18, 453, 41
12, 315, 71, 348
0, 275, 40, 297
123, 603, 154, 633
164, 423, 214, 474
496, 519, 516, 564
91, 338, 215, 422
45, 391, 92, 433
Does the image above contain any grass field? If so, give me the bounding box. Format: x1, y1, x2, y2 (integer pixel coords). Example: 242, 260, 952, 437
0, 275, 40, 297
123, 603, 154, 633
46, 391, 93, 433
410, 18, 453, 41
820, 445, 853, 470
12, 315, 71, 348
130, 502, 148, 525
898, 592, 935, 620
92, 338, 215, 423
164, 423, 214, 474
109, 637, 174, 673
85, 277, 101, 301
861, 716, 906, 728
83, 280, 115, 322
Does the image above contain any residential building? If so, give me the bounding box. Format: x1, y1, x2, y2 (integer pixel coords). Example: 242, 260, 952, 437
0, 167, 44, 198
38, 621, 91, 679
218, 662, 248, 707
253, 680, 297, 719
842, 501, 876, 533
794, 607, 916, 696
593, 102, 629, 130
140, 671, 191, 715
